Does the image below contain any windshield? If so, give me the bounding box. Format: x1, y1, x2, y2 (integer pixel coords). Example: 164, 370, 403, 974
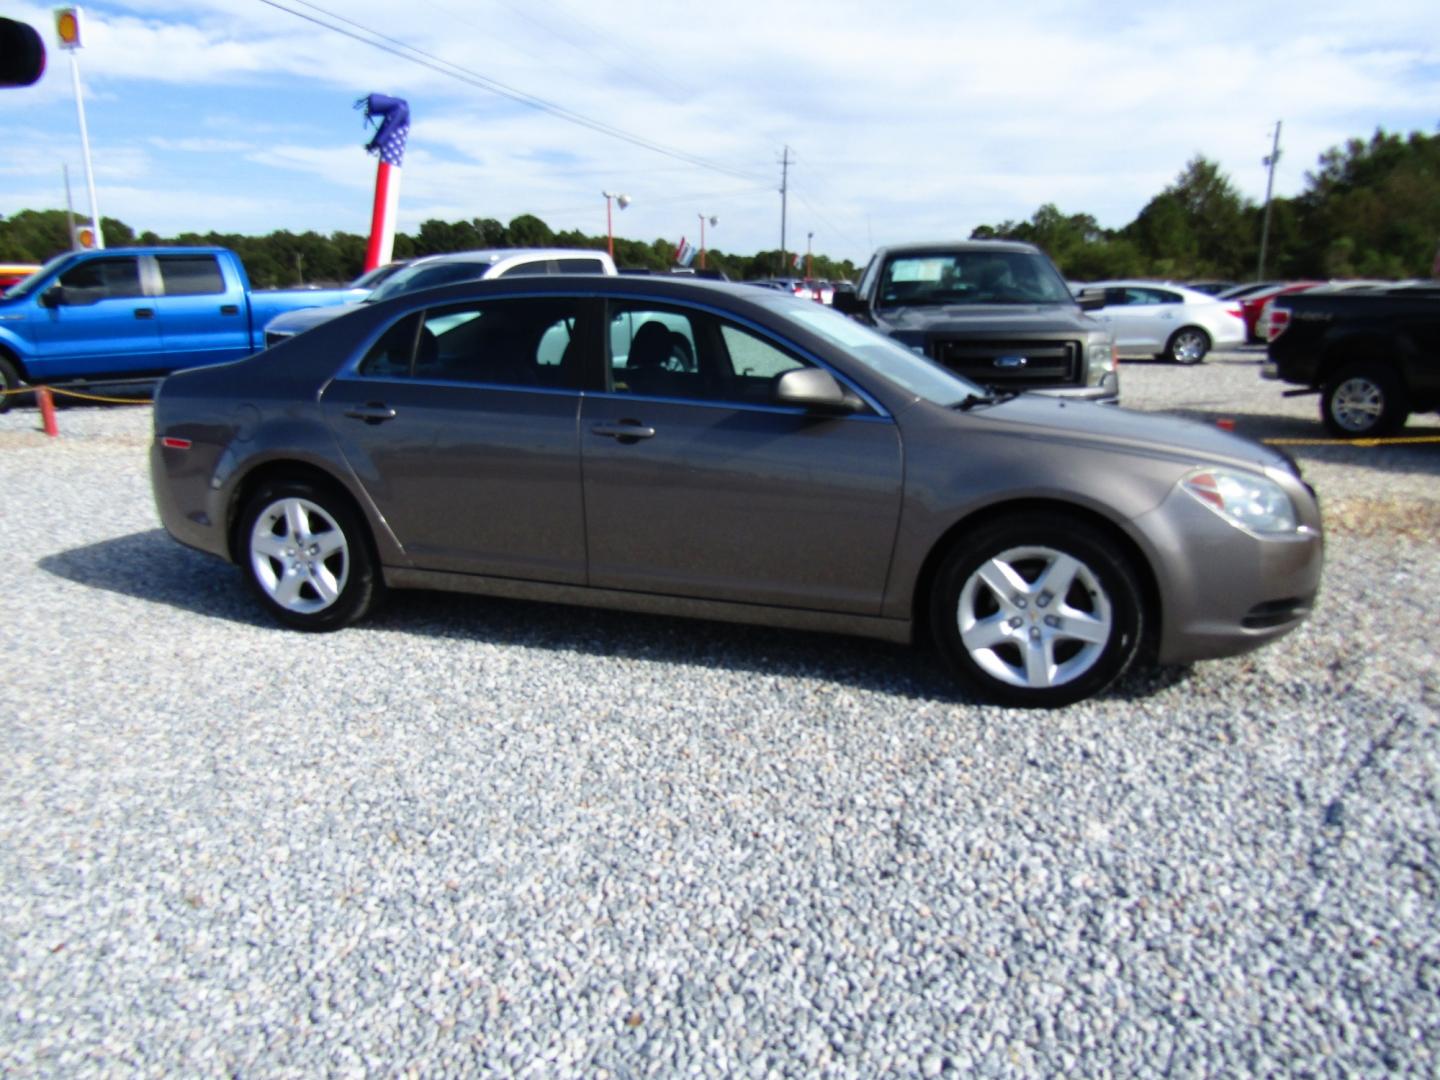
3, 252, 75, 300
878, 251, 1073, 308
367, 259, 498, 303
781, 302, 983, 406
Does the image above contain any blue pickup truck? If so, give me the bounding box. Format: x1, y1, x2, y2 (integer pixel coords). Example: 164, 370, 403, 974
0, 246, 355, 411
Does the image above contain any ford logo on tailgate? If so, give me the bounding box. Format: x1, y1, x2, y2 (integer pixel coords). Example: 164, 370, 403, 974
994, 355, 1029, 369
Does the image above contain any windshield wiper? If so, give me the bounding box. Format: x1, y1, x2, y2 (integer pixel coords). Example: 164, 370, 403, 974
953, 390, 1020, 411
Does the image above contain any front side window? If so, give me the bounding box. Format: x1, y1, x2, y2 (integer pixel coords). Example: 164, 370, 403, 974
359, 297, 583, 388
607, 301, 819, 408
58, 257, 144, 301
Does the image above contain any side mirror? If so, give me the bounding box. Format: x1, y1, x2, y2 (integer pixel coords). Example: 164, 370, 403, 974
40, 285, 66, 308
1076, 288, 1107, 312
773, 367, 860, 413
831, 289, 864, 316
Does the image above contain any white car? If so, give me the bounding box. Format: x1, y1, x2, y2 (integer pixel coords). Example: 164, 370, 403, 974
1079, 280, 1246, 364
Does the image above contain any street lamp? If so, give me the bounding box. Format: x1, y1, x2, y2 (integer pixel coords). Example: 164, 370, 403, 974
602, 191, 630, 259
698, 213, 717, 270
806, 231, 814, 280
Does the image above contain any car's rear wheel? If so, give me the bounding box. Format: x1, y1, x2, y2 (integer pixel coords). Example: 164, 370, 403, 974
0, 354, 24, 414
239, 480, 381, 631
931, 514, 1145, 708
1166, 326, 1210, 365
1322, 362, 1407, 439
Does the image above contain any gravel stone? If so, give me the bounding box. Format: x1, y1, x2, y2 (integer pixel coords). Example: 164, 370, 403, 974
1, 351, 1437, 1075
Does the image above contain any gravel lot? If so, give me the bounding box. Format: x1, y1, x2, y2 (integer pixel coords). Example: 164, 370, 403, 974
2, 350, 1437, 1076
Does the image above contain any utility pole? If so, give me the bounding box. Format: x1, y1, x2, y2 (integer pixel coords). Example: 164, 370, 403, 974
1257, 120, 1282, 282
778, 145, 791, 276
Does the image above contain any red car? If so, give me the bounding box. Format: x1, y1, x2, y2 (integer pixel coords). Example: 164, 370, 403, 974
1238, 282, 1321, 342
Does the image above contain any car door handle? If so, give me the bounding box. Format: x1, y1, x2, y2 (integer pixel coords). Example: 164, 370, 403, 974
344, 403, 397, 424
592, 421, 656, 442
219, 304, 240, 315
134, 307, 155, 319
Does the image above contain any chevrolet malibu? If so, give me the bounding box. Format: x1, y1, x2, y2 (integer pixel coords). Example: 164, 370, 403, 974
151, 276, 1322, 707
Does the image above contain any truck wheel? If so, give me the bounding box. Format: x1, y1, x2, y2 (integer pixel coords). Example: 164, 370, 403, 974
1165, 327, 1210, 365
1322, 362, 1407, 439
0, 354, 24, 414
930, 513, 1145, 708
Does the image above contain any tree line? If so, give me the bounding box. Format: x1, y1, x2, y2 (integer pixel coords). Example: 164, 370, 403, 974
2, 126, 1436, 287
973, 127, 1440, 282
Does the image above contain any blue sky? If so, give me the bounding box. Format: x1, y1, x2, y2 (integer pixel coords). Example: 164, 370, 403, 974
4, 0, 1438, 265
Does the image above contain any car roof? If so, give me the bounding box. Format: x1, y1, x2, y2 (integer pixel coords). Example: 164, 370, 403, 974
875, 240, 1043, 257
407, 247, 611, 268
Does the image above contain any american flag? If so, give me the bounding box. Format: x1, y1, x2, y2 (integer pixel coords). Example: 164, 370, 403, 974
361, 93, 410, 167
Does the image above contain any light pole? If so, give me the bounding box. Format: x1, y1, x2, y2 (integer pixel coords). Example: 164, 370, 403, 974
56, 7, 103, 249
698, 214, 717, 270
806, 231, 814, 280
602, 191, 630, 259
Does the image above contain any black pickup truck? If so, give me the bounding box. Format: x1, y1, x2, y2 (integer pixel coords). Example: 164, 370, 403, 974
833, 240, 1119, 402
1264, 283, 1440, 437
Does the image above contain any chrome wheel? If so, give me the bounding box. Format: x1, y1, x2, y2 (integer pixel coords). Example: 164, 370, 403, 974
1328, 376, 1385, 434
1168, 328, 1209, 365
248, 496, 350, 615
955, 544, 1113, 690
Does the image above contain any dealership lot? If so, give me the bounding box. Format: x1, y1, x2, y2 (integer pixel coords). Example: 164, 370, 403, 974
2, 350, 1437, 1074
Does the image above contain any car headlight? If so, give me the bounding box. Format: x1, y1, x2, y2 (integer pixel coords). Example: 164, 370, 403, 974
1087, 339, 1117, 373
1181, 468, 1297, 534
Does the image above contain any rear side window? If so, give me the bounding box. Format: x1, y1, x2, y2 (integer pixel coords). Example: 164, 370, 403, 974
498, 260, 552, 277
157, 255, 225, 296
359, 298, 584, 388
557, 258, 605, 273
57, 257, 143, 300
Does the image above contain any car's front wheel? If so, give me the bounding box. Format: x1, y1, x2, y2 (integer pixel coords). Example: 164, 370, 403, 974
1165, 326, 1210, 365
1321, 362, 1407, 439
931, 514, 1145, 708
239, 480, 382, 631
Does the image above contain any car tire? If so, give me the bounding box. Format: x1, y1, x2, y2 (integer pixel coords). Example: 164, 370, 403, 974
0, 353, 24, 414
1165, 326, 1210, 365
238, 480, 382, 631
930, 513, 1145, 708
1321, 362, 1408, 439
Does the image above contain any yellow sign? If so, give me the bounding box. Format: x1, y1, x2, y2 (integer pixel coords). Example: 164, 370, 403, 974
55, 7, 82, 49
74, 225, 96, 249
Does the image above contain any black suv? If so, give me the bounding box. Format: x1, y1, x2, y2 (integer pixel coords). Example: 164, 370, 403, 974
834, 240, 1118, 401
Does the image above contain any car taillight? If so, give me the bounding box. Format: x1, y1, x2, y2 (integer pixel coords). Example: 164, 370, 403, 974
1266, 309, 1290, 341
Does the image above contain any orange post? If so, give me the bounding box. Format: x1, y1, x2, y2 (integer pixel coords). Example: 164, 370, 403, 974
38, 387, 58, 437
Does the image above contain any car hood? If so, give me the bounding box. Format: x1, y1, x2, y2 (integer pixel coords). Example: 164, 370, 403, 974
265, 300, 362, 336
952, 393, 1290, 473
876, 303, 1096, 334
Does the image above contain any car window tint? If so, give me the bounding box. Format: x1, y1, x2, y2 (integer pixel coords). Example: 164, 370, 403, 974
58, 257, 143, 300
556, 258, 605, 273
720, 325, 803, 380
1154, 289, 1183, 304
497, 260, 553, 277
157, 255, 224, 296
358, 312, 424, 378
413, 296, 583, 387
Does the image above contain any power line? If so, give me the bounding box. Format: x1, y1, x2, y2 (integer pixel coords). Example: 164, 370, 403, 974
253, 0, 768, 184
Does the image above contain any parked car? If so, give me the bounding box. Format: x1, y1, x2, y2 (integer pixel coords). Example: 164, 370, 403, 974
1186, 280, 1239, 296
1073, 280, 1245, 364
1258, 281, 1392, 342
151, 275, 1322, 708
0, 261, 39, 295
1264, 281, 1440, 437
262, 248, 617, 347
1236, 282, 1322, 342
833, 240, 1118, 402
0, 246, 354, 410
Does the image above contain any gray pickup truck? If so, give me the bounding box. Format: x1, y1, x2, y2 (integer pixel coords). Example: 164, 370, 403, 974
833, 240, 1118, 402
